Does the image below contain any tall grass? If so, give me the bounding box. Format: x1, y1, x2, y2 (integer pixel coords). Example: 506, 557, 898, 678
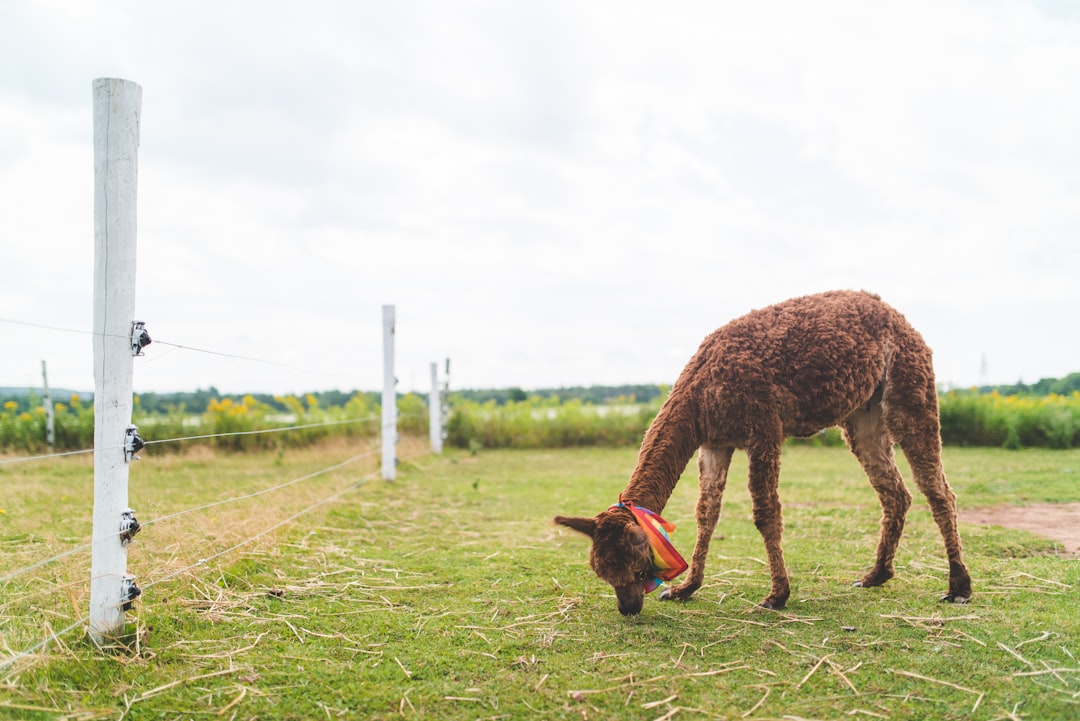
444, 395, 662, 450
0, 394, 94, 453
448, 390, 1080, 451
939, 390, 1080, 449
4, 388, 1079, 455
0, 392, 428, 455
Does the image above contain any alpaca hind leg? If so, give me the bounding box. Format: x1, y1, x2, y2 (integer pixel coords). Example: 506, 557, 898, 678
661, 446, 734, 602
898, 430, 972, 603
747, 442, 789, 609
843, 400, 912, 589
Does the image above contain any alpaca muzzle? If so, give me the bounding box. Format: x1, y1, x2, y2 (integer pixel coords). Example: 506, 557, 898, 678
615, 585, 644, 616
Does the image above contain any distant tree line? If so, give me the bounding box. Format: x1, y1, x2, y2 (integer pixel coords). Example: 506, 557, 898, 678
972, 372, 1080, 397
132, 384, 667, 413
0, 384, 669, 413
1, 375, 1076, 415
447, 384, 668, 406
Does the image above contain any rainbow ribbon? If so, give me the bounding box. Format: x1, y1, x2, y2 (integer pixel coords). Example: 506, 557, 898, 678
615, 501, 689, 593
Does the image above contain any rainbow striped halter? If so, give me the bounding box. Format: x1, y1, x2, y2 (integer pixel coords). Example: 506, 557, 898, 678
612, 497, 689, 593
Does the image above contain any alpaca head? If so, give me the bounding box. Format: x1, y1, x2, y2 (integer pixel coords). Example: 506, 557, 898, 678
554, 507, 654, 616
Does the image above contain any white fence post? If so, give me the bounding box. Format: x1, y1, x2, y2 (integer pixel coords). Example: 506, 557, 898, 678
429, 362, 442, 454
442, 358, 451, 448
89, 77, 142, 645
41, 360, 55, 450
381, 305, 397, 480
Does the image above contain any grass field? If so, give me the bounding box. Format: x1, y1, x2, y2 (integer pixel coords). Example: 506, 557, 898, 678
1, 441, 1078, 720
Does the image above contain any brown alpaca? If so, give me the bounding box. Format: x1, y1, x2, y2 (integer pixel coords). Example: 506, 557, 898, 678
555, 290, 972, 616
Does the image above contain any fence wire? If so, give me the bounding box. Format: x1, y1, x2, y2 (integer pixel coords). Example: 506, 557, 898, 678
0, 445, 379, 588
0, 447, 97, 466
1, 313, 438, 672
1, 316, 358, 380
142, 415, 380, 447
0, 415, 383, 467
0, 446, 408, 672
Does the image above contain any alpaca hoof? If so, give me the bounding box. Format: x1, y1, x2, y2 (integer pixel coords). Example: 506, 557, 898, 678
758, 591, 789, 610
659, 582, 698, 602
941, 593, 970, 604
854, 570, 893, 589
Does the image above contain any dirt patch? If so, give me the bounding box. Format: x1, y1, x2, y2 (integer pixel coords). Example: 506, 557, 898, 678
960, 502, 1080, 556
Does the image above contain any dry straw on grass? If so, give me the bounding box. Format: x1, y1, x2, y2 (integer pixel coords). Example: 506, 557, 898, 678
2, 444, 1078, 719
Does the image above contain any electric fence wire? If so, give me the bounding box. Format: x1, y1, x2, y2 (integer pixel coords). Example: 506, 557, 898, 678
0, 316, 358, 379
0, 452, 401, 672
1, 315, 435, 666
0, 614, 91, 673
0, 447, 379, 588
139, 447, 377, 530
0, 447, 97, 466
141, 415, 380, 447
139, 468, 380, 593
0, 568, 145, 673
2, 315, 426, 463
0, 415, 384, 467
0, 414, 416, 582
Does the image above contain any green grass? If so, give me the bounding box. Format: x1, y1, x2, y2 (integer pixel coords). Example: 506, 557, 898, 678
1, 442, 1078, 720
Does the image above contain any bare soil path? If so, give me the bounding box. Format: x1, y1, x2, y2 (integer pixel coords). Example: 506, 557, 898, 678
960, 502, 1080, 556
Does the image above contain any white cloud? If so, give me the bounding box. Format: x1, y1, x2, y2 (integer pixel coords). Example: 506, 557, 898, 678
2, 0, 1078, 395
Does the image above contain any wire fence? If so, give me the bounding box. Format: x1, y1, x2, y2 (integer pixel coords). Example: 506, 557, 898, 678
0, 451, 394, 670
0, 317, 350, 378
0, 417, 386, 468
0, 315, 441, 674
1, 317, 404, 460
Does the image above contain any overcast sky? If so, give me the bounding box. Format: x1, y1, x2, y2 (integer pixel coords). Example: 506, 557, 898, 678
2, 1, 1078, 397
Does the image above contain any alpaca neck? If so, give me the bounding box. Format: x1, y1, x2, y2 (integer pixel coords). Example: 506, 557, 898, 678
621, 390, 701, 513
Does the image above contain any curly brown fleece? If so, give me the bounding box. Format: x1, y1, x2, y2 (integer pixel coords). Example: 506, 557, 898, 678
555, 290, 972, 616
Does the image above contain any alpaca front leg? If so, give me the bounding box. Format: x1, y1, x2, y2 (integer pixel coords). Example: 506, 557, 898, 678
661, 446, 733, 602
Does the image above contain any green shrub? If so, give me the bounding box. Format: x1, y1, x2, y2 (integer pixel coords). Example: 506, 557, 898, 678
398, 393, 429, 435
445, 394, 663, 450
4, 387, 1079, 454
939, 389, 1080, 449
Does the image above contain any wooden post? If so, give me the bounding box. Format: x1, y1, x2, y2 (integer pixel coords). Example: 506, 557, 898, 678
429, 362, 442, 454
89, 78, 142, 645
381, 305, 397, 480
41, 360, 55, 450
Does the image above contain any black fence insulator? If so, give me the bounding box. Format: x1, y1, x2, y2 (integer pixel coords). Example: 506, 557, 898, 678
125, 425, 145, 462
121, 575, 141, 612
120, 509, 141, 545
131, 321, 151, 356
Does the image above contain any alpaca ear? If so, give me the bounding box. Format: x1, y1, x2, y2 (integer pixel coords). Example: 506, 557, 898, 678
554, 515, 596, 538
